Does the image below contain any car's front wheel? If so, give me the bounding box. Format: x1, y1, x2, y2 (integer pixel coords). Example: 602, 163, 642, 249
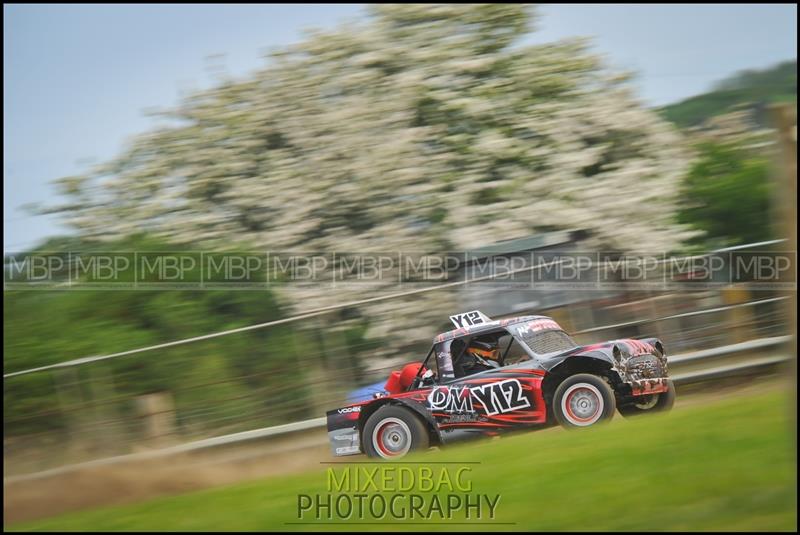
362, 405, 430, 459
618, 379, 676, 417
553, 373, 617, 429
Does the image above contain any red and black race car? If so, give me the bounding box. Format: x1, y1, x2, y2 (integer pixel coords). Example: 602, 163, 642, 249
327, 310, 675, 459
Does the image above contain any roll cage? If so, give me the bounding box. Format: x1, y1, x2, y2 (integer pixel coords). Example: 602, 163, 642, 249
409, 319, 550, 390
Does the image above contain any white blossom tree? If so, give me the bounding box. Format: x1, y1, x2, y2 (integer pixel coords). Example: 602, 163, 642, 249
47, 4, 695, 352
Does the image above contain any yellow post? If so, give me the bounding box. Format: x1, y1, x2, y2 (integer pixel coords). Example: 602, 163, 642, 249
769, 103, 796, 454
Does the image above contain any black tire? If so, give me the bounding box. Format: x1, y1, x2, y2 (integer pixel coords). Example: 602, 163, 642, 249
362, 405, 430, 459
553, 373, 617, 429
618, 379, 676, 417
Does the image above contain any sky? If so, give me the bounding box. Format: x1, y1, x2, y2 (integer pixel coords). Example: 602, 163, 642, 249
4, 3, 797, 252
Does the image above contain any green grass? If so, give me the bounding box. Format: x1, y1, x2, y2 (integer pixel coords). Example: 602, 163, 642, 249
10, 389, 797, 531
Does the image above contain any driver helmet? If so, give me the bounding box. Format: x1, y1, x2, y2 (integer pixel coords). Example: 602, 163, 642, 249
466, 340, 500, 363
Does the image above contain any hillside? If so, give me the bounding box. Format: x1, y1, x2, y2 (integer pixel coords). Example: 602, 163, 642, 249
660, 59, 797, 128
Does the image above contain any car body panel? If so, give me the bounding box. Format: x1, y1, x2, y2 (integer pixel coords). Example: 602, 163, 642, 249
326, 314, 671, 456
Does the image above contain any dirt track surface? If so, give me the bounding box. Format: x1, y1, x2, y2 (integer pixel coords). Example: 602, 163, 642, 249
4, 431, 332, 525
3, 375, 791, 526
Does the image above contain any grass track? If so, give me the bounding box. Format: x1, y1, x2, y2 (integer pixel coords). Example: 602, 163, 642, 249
9, 388, 797, 531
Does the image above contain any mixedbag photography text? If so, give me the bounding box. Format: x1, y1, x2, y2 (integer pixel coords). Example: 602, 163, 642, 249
296, 465, 501, 522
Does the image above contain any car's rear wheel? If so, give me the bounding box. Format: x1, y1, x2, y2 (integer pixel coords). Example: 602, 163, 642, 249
553, 374, 616, 429
619, 379, 676, 417
363, 405, 430, 459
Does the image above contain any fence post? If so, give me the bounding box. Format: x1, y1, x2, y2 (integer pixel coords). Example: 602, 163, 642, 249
88, 363, 119, 453
136, 392, 176, 448
53, 367, 84, 460
769, 104, 796, 453
293, 322, 330, 416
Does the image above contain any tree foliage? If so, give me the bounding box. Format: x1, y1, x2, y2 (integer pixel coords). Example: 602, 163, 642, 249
3, 236, 375, 437
677, 143, 774, 247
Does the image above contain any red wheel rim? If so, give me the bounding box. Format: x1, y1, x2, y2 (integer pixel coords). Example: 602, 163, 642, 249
371, 417, 411, 458
561, 383, 603, 426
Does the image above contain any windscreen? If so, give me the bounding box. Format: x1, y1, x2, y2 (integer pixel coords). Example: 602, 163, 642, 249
512, 318, 577, 356
519, 329, 577, 355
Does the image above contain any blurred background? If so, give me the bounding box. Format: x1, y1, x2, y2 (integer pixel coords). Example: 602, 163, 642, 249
3, 3, 797, 530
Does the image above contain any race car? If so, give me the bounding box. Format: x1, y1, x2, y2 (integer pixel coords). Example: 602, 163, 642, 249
327, 310, 675, 459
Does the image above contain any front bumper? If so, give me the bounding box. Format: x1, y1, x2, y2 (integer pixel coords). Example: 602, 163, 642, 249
621, 353, 670, 396
629, 377, 670, 396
